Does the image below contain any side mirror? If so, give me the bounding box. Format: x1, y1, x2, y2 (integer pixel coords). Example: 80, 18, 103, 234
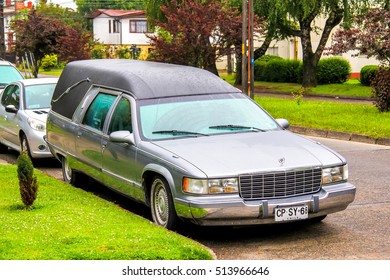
5, 105, 18, 114
109, 130, 135, 145
275, 118, 290, 129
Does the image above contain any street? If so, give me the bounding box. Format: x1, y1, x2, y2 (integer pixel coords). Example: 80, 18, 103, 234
1, 136, 389, 259
182, 137, 390, 259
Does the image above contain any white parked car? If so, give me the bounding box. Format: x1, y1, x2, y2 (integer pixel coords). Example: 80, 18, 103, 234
0, 78, 58, 159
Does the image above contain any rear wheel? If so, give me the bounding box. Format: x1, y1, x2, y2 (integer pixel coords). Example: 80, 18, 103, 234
62, 156, 78, 185
150, 176, 177, 229
61, 156, 88, 187
0, 143, 8, 153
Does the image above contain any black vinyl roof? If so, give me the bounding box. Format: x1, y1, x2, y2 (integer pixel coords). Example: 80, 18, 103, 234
51, 59, 240, 119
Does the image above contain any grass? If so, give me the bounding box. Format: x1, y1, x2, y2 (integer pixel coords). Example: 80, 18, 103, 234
0, 165, 213, 260
256, 97, 390, 139
220, 74, 372, 98
39, 68, 63, 77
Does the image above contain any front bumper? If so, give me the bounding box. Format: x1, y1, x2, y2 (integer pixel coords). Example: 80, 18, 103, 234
25, 130, 53, 158
175, 182, 356, 226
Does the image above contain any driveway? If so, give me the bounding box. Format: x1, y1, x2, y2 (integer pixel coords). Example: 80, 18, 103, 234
1, 137, 389, 259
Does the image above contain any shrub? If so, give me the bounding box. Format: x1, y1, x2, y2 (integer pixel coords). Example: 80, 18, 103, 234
283, 59, 302, 83
316, 57, 351, 84
41, 54, 58, 71
372, 67, 390, 112
91, 44, 107, 59
254, 55, 283, 81
360, 65, 379, 86
263, 59, 287, 82
255, 57, 301, 83
17, 151, 38, 210
115, 46, 131, 59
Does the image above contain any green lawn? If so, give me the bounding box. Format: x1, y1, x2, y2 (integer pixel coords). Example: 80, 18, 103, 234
39, 68, 63, 76
0, 165, 213, 260
256, 97, 390, 139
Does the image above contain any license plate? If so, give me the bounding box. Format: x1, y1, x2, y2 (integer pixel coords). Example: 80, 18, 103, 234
274, 205, 309, 222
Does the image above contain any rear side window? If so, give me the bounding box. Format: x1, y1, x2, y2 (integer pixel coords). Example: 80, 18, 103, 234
82, 93, 116, 131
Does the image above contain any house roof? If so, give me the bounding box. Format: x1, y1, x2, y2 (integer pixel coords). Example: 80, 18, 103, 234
88, 9, 145, 19
51, 59, 240, 119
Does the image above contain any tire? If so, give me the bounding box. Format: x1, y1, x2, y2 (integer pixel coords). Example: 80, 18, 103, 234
20, 134, 32, 157
0, 142, 8, 153
150, 176, 177, 229
62, 156, 77, 185
20, 134, 37, 165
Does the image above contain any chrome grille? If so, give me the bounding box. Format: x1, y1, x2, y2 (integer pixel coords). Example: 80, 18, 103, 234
239, 168, 322, 200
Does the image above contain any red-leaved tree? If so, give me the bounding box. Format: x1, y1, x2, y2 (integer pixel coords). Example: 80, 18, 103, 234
329, 9, 390, 65
11, 9, 67, 77
57, 27, 93, 62
329, 9, 390, 112
147, 0, 242, 75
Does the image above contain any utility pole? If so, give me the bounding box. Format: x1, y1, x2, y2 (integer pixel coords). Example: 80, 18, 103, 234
242, 0, 254, 98
242, 0, 248, 95
0, 0, 6, 59
248, 0, 254, 99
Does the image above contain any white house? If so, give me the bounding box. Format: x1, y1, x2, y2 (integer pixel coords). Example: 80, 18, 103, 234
219, 16, 379, 77
89, 9, 152, 59
263, 17, 380, 77
1, 0, 33, 60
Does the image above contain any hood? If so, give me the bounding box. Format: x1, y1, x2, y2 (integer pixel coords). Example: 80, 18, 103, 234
25, 109, 49, 122
152, 130, 344, 177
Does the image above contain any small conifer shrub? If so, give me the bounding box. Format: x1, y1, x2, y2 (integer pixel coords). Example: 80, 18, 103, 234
17, 151, 38, 210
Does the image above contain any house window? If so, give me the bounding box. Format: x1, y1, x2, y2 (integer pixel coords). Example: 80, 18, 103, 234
109, 19, 120, 34
130, 20, 148, 33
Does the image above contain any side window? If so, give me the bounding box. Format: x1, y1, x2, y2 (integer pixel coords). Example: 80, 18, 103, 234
9, 86, 20, 108
82, 93, 116, 131
1, 85, 18, 107
108, 97, 132, 134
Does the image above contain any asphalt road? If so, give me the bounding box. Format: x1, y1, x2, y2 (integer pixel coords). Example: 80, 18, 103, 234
1, 137, 389, 260
182, 137, 390, 260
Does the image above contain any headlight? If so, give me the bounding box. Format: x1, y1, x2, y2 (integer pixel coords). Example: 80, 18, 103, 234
28, 118, 46, 132
322, 165, 348, 184
183, 177, 238, 194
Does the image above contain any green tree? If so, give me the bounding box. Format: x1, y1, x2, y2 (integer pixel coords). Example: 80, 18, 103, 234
263, 0, 373, 88
75, 0, 144, 16
11, 9, 67, 77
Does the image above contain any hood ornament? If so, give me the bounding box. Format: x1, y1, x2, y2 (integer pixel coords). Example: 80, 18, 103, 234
278, 157, 285, 166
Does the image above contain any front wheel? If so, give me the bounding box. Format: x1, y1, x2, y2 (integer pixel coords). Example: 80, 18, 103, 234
21, 134, 32, 158
150, 176, 177, 229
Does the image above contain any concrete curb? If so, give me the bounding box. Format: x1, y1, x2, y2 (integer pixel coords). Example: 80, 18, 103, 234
289, 125, 390, 146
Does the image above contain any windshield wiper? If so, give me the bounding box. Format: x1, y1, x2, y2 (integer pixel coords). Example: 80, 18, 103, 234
209, 125, 266, 132
152, 130, 208, 137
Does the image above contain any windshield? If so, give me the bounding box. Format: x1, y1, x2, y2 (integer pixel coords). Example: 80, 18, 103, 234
0, 65, 24, 87
25, 83, 56, 109
138, 93, 279, 140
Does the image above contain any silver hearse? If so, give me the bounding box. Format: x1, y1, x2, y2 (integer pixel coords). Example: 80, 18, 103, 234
46, 59, 356, 229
